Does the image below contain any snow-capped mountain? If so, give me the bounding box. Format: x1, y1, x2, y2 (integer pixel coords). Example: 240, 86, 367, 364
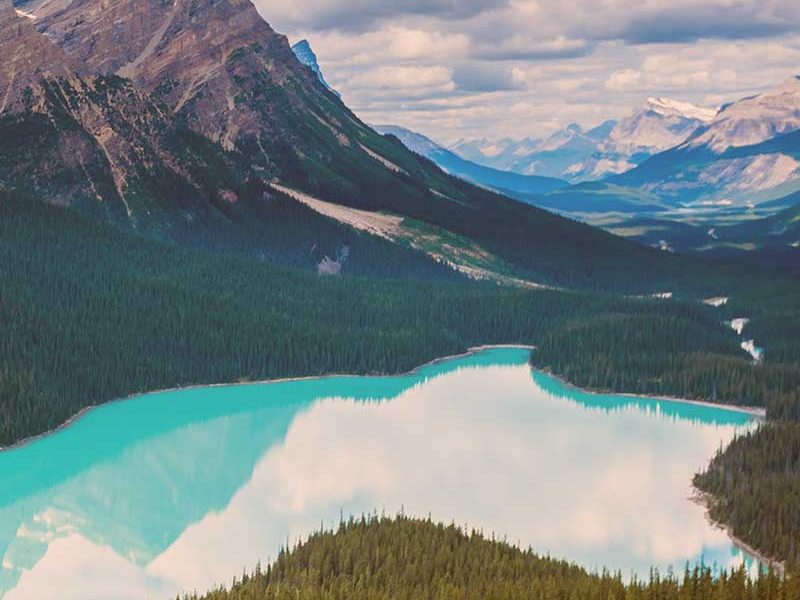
292, 39, 339, 96
604, 97, 716, 156
615, 77, 800, 205
566, 98, 716, 180
454, 123, 614, 179
451, 97, 713, 182
686, 76, 800, 152
646, 97, 717, 122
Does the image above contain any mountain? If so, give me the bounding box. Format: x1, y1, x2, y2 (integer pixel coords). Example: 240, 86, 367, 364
451, 137, 542, 166
291, 39, 339, 96
614, 78, 800, 205
0, 0, 707, 292
687, 78, 800, 152
374, 125, 567, 197
0, 0, 79, 109
451, 98, 713, 182
581, 97, 716, 176
0, 0, 250, 232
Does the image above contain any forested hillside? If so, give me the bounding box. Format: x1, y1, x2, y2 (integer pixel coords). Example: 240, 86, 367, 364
0, 192, 769, 447
532, 312, 800, 410
3, 191, 800, 572
184, 516, 796, 600
695, 423, 800, 571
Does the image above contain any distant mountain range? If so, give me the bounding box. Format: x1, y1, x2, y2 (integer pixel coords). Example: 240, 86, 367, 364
287, 40, 799, 223
613, 77, 800, 206
452, 97, 717, 182
393, 77, 800, 228
374, 125, 567, 198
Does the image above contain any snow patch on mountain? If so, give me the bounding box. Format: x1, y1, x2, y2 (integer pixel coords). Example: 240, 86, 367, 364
702, 296, 728, 307
687, 76, 800, 152
729, 318, 750, 336
449, 96, 713, 182
645, 97, 717, 122
602, 97, 715, 156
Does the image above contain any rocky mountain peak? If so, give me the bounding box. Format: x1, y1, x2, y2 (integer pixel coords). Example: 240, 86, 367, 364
0, 3, 79, 112
292, 38, 338, 95
27, 0, 341, 151
601, 96, 712, 157
687, 77, 800, 152
643, 97, 717, 122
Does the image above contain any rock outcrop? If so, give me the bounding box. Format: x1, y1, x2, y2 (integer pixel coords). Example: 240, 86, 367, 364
0, 0, 78, 112
27, 0, 351, 153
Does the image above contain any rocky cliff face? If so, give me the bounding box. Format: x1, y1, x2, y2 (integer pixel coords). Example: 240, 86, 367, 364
0, 3, 251, 230
0, 0, 78, 112
26, 0, 352, 154
687, 77, 800, 152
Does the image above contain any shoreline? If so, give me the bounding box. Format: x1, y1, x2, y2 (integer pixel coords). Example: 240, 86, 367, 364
0, 344, 536, 453
2, 343, 766, 453
691, 490, 785, 576
536, 368, 766, 418
1, 343, 776, 578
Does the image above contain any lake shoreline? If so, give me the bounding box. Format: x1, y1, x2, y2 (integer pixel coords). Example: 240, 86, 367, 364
0, 343, 772, 587
691, 490, 785, 576
0, 344, 536, 453
534, 367, 767, 418
2, 343, 765, 453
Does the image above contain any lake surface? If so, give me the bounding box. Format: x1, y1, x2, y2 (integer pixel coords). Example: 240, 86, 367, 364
0, 348, 759, 599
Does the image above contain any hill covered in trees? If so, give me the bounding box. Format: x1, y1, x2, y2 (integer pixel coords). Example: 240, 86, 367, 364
3, 192, 761, 447
695, 423, 800, 571
531, 312, 800, 412
184, 515, 796, 600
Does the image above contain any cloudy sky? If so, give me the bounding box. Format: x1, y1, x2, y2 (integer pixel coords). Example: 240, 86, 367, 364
254, 1, 800, 144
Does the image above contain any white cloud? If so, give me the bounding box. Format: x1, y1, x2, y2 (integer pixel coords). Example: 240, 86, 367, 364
257, 0, 800, 142
605, 69, 642, 91
345, 65, 455, 94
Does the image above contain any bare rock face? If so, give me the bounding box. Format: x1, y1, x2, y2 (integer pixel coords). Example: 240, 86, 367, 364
0, 4, 247, 229
0, 1, 78, 112
29, 0, 352, 154
1, 0, 419, 238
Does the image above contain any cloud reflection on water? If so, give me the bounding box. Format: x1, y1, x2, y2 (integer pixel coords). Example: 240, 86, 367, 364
1, 350, 756, 599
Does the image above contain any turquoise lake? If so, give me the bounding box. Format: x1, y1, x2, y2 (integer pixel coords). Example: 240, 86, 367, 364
0, 348, 759, 599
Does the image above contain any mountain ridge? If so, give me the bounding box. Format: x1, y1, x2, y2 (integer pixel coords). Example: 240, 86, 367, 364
0, 0, 716, 292
451, 96, 714, 182
374, 124, 567, 197
291, 38, 339, 96
613, 78, 800, 204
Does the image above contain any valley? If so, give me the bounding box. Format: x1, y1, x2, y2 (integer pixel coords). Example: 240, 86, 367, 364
0, 0, 799, 598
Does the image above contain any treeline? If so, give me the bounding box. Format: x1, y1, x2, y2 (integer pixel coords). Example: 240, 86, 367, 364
694, 423, 800, 570
1, 192, 742, 447
4, 193, 800, 447
2, 192, 776, 447
184, 515, 797, 600
532, 313, 800, 409
529, 283, 800, 573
